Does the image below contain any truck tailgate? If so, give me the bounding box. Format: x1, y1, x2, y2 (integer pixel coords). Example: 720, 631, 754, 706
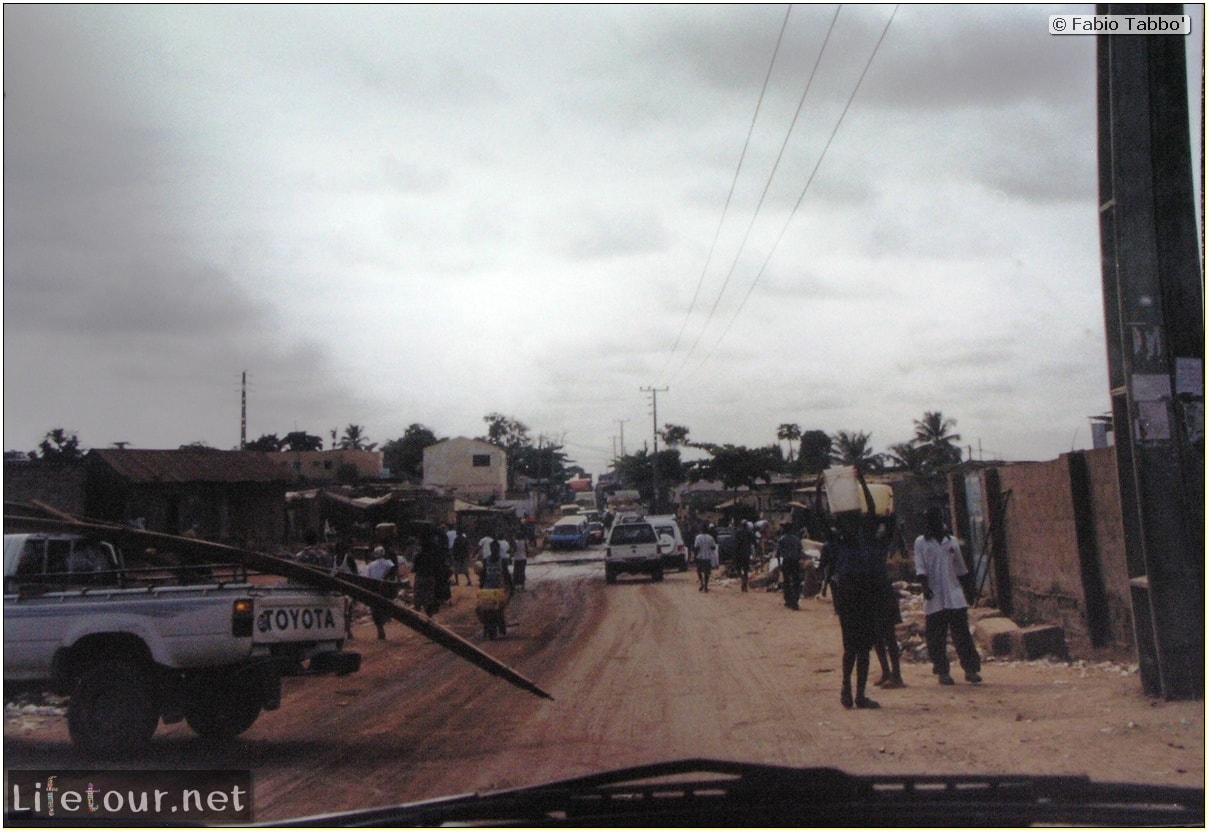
253, 594, 344, 643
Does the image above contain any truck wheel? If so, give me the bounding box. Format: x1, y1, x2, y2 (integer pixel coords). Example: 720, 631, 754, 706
68, 659, 158, 757
185, 677, 262, 740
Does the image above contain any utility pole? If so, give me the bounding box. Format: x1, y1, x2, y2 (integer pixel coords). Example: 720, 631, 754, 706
640, 387, 668, 513
615, 419, 628, 457
1097, 3, 1204, 699
240, 371, 247, 451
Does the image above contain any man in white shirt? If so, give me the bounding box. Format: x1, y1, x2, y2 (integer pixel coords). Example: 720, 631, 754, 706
693, 527, 719, 592
914, 507, 982, 685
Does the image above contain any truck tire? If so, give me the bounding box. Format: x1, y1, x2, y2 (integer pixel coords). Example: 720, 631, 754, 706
67, 659, 158, 757
605, 564, 616, 584
185, 677, 262, 740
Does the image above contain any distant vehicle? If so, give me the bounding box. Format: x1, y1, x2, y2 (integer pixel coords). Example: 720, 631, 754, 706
646, 515, 688, 572
560, 504, 582, 517
604, 520, 666, 584
549, 516, 590, 550
587, 522, 605, 545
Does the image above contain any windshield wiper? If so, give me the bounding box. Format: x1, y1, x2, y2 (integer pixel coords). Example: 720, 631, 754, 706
273, 758, 1204, 827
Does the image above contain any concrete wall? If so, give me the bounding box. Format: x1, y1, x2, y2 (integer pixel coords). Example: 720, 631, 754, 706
986, 447, 1132, 651
422, 437, 507, 499
271, 450, 384, 483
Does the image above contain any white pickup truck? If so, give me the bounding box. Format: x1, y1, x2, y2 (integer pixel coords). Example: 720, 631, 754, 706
3, 532, 361, 757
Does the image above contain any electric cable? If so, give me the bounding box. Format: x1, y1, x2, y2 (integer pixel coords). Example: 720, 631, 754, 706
659, 4, 794, 378
680, 4, 899, 383
668, 4, 844, 384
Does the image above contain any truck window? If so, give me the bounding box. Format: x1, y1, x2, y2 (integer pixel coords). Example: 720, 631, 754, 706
44, 539, 72, 577
15, 540, 44, 577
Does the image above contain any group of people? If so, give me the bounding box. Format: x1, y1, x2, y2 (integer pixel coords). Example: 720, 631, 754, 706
685, 481, 982, 712
291, 522, 534, 639
820, 487, 981, 710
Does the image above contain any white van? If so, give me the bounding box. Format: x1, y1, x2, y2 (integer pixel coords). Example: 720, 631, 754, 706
646, 515, 688, 572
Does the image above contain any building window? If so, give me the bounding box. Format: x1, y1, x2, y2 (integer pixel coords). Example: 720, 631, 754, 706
472, 454, 491, 467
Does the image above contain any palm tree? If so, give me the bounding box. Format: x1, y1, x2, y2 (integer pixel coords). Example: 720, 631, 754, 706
829, 430, 883, 472
776, 423, 801, 463
887, 441, 928, 474
337, 424, 376, 451
913, 411, 962, 470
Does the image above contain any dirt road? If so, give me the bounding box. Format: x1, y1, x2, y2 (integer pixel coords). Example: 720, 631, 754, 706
5, 554, 1203, 823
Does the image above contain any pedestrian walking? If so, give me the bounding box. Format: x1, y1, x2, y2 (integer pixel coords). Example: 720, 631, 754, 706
821, 508, 883, 710
873, 523, 905, 689
364, 546, 399, 640
451, 531, 472, 586
914, 506, 982, 686
734, 521, 755, 592
776, 525, 803, 609
510, 534, 528, 589
692, 526, 718, 592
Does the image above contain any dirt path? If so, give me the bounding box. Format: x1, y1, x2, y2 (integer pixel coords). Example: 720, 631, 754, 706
5, 556, 1203, 823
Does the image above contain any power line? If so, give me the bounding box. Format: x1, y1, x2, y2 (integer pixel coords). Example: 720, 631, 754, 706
660, 4, 795, 379
680, 4, 900, 383
668, 4, 843, 383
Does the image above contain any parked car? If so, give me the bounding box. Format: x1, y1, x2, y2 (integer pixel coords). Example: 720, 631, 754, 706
587, 522, 605, 545
646, 515, 688, 572
549, 516, 590, 550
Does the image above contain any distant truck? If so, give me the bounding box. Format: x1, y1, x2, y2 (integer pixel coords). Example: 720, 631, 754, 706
3, 532, 360, 757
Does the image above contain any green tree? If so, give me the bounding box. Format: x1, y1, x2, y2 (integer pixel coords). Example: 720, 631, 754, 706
382, 424, 441, 480
887, 441, 929, 474
38, 428, 83, 460
480, 413, 531, 449
912, 411, 963, 472
613, 447, 683, 508
658, 423, 692, 448
282, 431, 324, 452
246, 433, 284, 452
798, 430, 832, 474
513, 442, 573, 492
337, 424, 375, 451
830, 430, 883, 472
480, 413, 534, 489
690, 443, 780, 492
776, 423, 802, 463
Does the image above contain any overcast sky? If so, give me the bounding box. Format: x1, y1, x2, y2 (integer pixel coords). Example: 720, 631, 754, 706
4, 4, 1204, 474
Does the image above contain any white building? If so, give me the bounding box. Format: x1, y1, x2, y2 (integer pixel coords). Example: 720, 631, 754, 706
422, 437, 507, 500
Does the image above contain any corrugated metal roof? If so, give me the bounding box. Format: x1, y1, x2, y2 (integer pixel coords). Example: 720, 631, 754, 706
90, 449, 289, 484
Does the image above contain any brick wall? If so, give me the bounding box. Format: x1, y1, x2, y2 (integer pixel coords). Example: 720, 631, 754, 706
990, 448, 1132, 650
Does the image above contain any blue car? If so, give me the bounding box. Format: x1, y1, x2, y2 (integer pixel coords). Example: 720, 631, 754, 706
549, 518, 589, 550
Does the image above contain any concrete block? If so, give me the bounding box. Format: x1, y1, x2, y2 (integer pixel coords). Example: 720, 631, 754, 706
1016, 624, 1068, 660
974, 615, 1020, 657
